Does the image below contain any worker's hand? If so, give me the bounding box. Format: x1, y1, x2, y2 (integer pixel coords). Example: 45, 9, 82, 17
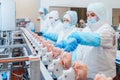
52, 47, 62, 59
64, 38, 78, 52
55, 40, 66, 49
36, 17, 40, 21
94, 74, 113, 80
73, 61, 87, 80
59, 53, 72, 69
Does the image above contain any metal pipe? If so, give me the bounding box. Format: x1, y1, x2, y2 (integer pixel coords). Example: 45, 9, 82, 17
0, 56, 39, 63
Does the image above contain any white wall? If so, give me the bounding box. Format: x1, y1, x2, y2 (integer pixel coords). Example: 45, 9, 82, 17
49, 7, 70, 18
40, 0, 120, 25
14, 0, 40, 32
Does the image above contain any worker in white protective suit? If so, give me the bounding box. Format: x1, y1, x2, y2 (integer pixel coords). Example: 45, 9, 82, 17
54, 10, 78, 63
43, 10, 64, 42
25, 18, 35, 32
54, 10, 78, 47
44, 10, 78, 44
56, 10, 78, 43
37, 8, 49, 35
55, 2, 117, 79
47, 10, 61, 33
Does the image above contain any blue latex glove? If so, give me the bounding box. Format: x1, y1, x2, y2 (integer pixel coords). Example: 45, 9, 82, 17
38, 31, 46, 36
43, 33, 58, 42
38, 32, 43, 36
31, 29, 35, 32
41, 30, 46, 35
64, 38, 78, 52
1, 72, 7, 80
68, 32, 101, 47
55, 40, 66, 48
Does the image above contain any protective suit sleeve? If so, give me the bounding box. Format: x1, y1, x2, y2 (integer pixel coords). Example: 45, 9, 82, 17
97, 25, 117, 48
43, 32, 58, 42
31, 29, 35, 32
64, 38, 78, 52
39, 30, 47, 36
71, 50, 77, 64
68, 31, 101, 47
55, 40, 67, 48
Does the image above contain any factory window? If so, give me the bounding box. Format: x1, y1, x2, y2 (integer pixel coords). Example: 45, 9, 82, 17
49, 6, 87, 24
71, 8, 87, 23
112, 8, 120, 26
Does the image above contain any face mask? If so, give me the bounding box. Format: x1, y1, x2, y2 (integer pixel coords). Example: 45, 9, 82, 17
87, 17, 97, 25
49, 18, 55, 25
40, 13, 44, 16
40, 13, 44, 19
64, 22, 70, 25
87, 17, 103, 31
63, 22, 71, 29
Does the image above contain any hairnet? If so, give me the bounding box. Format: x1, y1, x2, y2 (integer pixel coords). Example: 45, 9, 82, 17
63, 11, 78, 26
87, 2, 107, 21
63, 14, 71, 22
38, 8, 48, 16
48, 10, 59, 20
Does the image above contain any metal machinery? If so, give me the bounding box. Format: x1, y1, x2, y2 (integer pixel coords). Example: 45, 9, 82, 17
0, 0, 16, 31
0, 0, 85, 79
0, 28, 54, 80
1, 27, 119, 80
17, 28, 77, 80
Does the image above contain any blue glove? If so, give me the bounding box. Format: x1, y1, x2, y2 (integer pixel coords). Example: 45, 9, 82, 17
68, 32, 101, 47
38, 31, 46, 36
1, 72, 7, 80
55, 40, 66, 48
64, 38, 78, 52
41, 30, 46, 35
43, 33, 58, 42
31, 29, 35, 32
37, 32, 43, 36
